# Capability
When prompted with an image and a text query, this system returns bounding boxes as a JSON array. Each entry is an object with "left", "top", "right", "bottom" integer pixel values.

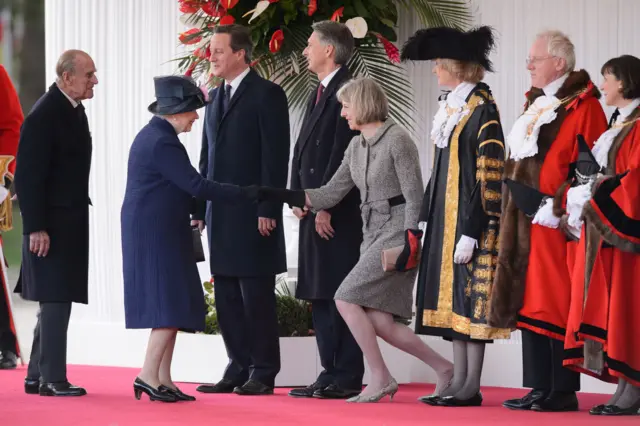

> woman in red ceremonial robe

[{"left": 563, "top": 55, "right": 640, "bottom": 416}]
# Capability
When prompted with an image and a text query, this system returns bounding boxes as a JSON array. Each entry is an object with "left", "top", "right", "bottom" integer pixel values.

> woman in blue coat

[{"left": 121, "top": 75, "right": 255, "bottom": 403}]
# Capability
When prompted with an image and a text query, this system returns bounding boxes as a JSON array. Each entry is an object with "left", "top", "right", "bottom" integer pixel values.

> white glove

[
  {"left": 453, "top": 235, "right": 477, "bottom": 264},
  {"left": 532, "top": 197, "right": 561, "bottom": 228},
  {"left": 418, "top": 221, "right": 427, "bottom": 231},
  {"left": 0, "top": 186, "right": 8, "bottom": 204},
  {"left": 566, "top": 183, "right": 593, "bottom": 229}
]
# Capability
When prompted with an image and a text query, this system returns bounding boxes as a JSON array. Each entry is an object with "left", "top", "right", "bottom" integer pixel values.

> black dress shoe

[
  {"left": 289, "top": 381, "right": 327, "bottom": 398},
  {"left": 161, "top": 385, "right": 196, "bottom": 401},
  {"left": 589, "top": 404, "right": 606, "bottom": 415},
  {"left": 24, "top": 378, "right": 40, "bottom": 395},
  {"left": 0, "top": 351, "right": 17, "bottom": 369},
  {"left": 503, "top": 389, "right": 548, "bottom": 410},
  {"left": 437, "top": 392, "right": 483, "bottom": 407},
  {"left": 233, "top": 379, "right": 274, "bottom": 396},
  {"left": 531, "top": 392, "right": 579, "bottom": 412},
  {"left": 418, "top": 395, "right": 441, "bottom": 406},
  {"left": 39, "top": 381, "right": 87, "bottom": 397},
  {"left": 313, "top": 384, "right": 361, "bottom": 399},
  {"left": 196, "top": 379, "right": 241, "bottom": 394}
]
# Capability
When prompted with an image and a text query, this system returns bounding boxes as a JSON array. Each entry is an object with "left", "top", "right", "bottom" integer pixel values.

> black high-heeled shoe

[
  {"left": 133, "top": 377, "right": 177, "bottom": 402},
  {"left": 601, "top": 400, "right": 640, "bottom": 416},
  {"left": 160, "top": 385, "right": 196, "bottom": 401}
]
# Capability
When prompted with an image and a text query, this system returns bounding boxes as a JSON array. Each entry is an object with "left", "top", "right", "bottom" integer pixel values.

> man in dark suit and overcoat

[
  {"left": 14, "top": 49, "right": 97, "bottom": 396},
  {"left": 192, "top": 24, "right": 290, "bottom": 396},
  {"left": 287, "top": 21, "right": 364, "bottom": 399}
]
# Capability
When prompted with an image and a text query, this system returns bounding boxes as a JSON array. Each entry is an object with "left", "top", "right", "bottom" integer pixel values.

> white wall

[{"left": 44, "top": 0, "right": 639, "bottom": 392}]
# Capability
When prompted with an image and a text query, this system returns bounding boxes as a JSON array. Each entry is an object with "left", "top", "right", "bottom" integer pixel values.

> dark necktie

[
  {"left": 608, "top": 108, "right": 620, "bottom": 128},
  {"left": 315, "top": 83, "right": 324, "bottom": 105},
  {"left": 223, "top": 84, "right": 232, "bottom": 114}
]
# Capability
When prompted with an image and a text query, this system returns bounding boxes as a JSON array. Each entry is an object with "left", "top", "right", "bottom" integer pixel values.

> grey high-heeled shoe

[{"left": 346, "top": 379, "right": 399, "bottom": 403}]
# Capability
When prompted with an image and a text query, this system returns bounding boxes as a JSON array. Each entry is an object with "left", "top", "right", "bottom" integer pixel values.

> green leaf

[
  {"left": 347, "top": 43, "right": 416, "bottom": 132},
  {"left": 379, "top": 17, "right": 396, "bottom": 28},
  {"left": 353, "top": 0, "right": 371, "bottom": 17},
  {"left": 394, "top": 0, "right": 471, "bottom": 30},
  {"left": 368, "top": 0, "right": 390, "bottom": 9}
]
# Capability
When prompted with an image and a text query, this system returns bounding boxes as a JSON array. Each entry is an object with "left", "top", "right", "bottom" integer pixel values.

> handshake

[{"left": 243, "top": 186, "right": 309, "bottom": 209}]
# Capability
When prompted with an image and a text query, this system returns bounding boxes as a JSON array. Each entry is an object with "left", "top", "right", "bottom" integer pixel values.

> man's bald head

[{"left": 55, "top": 50, "right": 98, "bottom": 101}]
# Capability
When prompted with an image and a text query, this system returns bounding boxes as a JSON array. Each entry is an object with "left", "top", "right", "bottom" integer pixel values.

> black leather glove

[
  {"left": 395, "top": 229, "right": 423, "bottom": 271},
  {"left": 256, "top": 187, "right": 306, "bottom": 209}
]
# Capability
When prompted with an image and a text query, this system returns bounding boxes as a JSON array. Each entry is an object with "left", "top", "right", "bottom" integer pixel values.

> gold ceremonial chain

[{"left": 523, "top": 87, "right": 592, "bottom": 137}]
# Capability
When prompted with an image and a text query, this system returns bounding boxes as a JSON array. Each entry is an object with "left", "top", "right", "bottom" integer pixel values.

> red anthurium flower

[
  {"left": 220, "top": 14, "right": 236, "bottom": 25},
  {"left": 221, "top": 0, "right": 240, "bottom": 8},
  {"left": 179, "top": 28, "right": 203, "bottom": 45},
  {"left": 308, "top": 0, "right": 317, "bottom": 16},
  {"left": 194, "top": 45, "right": 211, "bottom": 59},
  {"left": 269, "top": 0, "right": 279, "bottom": 3},
  {"left": 179, "top": 0, "right": 203, "bottom": 13},
  {"left": 185, "top": 61, "right": 198, "bottom": 77},
  {"left": 374, "top": 33, "right": 400, "bottom": 63},
  {"left": 331, "top": 7, "right": 344, "bottom": 22},
  {"left": 269, "top": 29, "right": 284, "bottom": 53},
  {"left": 202, "top": 1, "right": 226, "bottom": 16}
]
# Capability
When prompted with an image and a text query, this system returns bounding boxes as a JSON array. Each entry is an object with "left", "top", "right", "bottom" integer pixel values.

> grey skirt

[{"left": 334, "top": 201, "right": 417, "bottom": 320}]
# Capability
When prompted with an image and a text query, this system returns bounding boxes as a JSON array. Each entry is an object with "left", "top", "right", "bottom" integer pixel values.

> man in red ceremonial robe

[
  {"left": 562, "top": 55, "right": 640, "bottom": 416},
  {"left": 0, "top": 64, "right": 23, "bottom": 369},
  {"left": 487, "top": 30, "right": 607, "bottom": 412}
]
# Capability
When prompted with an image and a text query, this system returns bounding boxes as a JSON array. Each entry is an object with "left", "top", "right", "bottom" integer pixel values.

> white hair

[{"left": 536, "top": 30, "right": 576, "bottom": 72}]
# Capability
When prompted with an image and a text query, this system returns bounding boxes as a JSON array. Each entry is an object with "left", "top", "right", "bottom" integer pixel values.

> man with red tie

[{"left": 287, "top": 20, "right": 364, "bottom": 400}]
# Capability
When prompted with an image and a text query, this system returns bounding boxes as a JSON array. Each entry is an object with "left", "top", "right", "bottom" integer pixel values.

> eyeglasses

[{"left": 526, "top": 56, "right": 556, "bottom": 65}]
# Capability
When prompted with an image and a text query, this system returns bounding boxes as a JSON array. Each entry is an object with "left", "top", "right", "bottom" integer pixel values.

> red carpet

[{"left": 0, "top": 365, "right": 633, "bottom": 425}]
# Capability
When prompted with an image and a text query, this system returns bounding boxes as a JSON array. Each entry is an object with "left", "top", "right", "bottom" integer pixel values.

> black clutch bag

[{"left": 192, "top": 227, "right": 205, "bottom": 263}]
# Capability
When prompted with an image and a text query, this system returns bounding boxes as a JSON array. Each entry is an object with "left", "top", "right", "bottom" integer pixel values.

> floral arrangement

[
  {"left": 203, "top": 275, "right": 313, "bottom": 337},
  {"left": 174, "top": 0, "right": 470, "bottom": 129}
]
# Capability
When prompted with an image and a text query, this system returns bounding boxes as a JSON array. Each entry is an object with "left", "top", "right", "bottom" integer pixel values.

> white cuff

[
  {"left": 532, "top": 198, "right": 560, "bottom": 228},
  {"left": 457, "top": 235, "right": 478, "bottom": 249}
]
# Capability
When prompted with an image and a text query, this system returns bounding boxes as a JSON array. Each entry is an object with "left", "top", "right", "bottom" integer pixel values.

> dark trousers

[
  {"left": 312, "top": 299, "right": 364, "bottom": 389},
  {"left": 0, "top": 281, "right": 17, "bottom": 353},
  {"left": 214, "top": 275, "right": 280, "bottom": 387},
  {"left": 522, "top": 328, "right": 580, "bottom": 392},
  {"left": 27, "top": 302, "right": 72, "bottom": 383}
]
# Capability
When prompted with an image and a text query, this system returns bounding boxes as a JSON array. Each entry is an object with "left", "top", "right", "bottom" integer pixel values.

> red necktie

[{"left": 315, "top": 84, "right": 324, "bottom": 105}]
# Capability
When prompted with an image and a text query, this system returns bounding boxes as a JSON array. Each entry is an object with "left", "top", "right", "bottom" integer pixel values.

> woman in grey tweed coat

[{"left": 258, "top": 77, "right": 453, "bottom": 403}]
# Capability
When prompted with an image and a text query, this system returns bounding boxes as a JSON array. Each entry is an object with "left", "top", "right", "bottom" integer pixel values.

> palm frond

[
  {"left": 396, "top": 0, "right": 471, "bottom": 29},
  {"left": 348, "top": 43, "right": 416, "bottom": 131}
]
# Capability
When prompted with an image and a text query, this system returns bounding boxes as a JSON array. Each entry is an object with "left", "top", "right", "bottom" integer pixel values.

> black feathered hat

[
  {"left": 148, "top": 75, "right": 210, "bottom": 115},
  {"left": 401, "top": 26, "right": 496, "bottom": 72}
]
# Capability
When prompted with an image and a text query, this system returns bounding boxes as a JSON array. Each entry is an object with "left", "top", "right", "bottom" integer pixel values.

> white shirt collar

[
  {"left": 57, "top": 83, "right": 79, "bottom": 108},
  {"left": 617, "top": 98, "right": 640, "bottom": 122},
  {"left": 449, "top": 81, "right": 476, "bottom": 103},
  {"left": 225, "top": 66, "right": 251, "bottom": 99},
  {"left": 542, "top": 73, "right": 569, "bottom": 97},
  {"left": 321, "top": 67, "right": 341, "bottom": 88}
]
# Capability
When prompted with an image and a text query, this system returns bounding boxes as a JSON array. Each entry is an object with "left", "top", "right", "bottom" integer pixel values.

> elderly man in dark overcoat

[
  {"left": 192, "top": 24, "right": 290, "bottom": 396},
  {"left": 14, "top": 49, "right": 97, "bottom": 397},
  {"left": 287, "top": 21, "right": 364, "bottom": 399}
]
